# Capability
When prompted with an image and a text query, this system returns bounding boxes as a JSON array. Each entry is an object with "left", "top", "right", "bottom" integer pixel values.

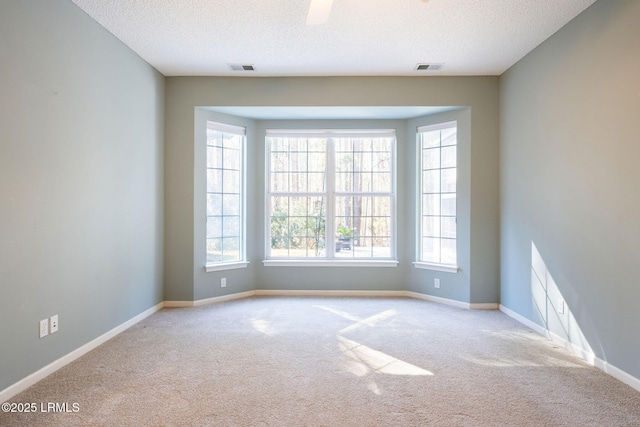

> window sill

[
  {"left": 413, "top": 262, "right": 459, "bottom": 273},
  {"left": 263, "top": 260, "right": 399, "bottom": 268},
  {"left": 205, "top": 261, "right": 250, "bottom": 272}
]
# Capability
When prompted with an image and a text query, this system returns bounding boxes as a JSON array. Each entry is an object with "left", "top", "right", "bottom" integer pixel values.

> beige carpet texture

[{"left": 2, "top": 296, "right": 639, "bottom": 426}]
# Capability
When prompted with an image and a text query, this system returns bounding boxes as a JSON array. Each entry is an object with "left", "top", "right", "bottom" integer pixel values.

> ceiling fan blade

[{"left": 306, "top": 0, "right": 334, "bottom": 26}]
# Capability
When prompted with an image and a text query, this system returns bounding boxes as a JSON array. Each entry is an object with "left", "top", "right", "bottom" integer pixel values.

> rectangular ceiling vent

[
  {"left": 416, "top": 63, "right": 443, "bottom": 71},
  {"left": 228, "top": 64, "right": 255, "bottom": 71}
]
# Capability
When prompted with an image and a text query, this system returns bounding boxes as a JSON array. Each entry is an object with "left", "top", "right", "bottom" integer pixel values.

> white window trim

[
  {"left": 413, "top": 261, "right": 458, "bottom": 273},
  {"left": 263, "top": 260, "right": 398, "bottom": 268},
  {"left": 416, "top": 120, "right": 458, "bottom": 269},
  {"left": 205, "top": 261, "right": 250, "bottom": 272},
  {"left": 265, "top": 129, "right": 397, "bottom": 262},
  {"left": 205, "top": 121, "right": 247, "bottom": 267}
]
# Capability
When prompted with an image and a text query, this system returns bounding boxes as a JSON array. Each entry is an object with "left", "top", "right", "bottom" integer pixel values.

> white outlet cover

[
  {"left": 39, "top": 319, "right": 49, "bottom": 338},
  {"left": 50, "top": 315, "right": 59, "bottom": 333}
]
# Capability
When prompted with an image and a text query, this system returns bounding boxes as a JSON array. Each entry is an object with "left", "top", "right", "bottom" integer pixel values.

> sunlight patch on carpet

[
  {"left": 338, "top": 336, "right": 433, "bottom": 376},
  {"left": 250, "top": 318, "right": 274, "bottom": 335}
]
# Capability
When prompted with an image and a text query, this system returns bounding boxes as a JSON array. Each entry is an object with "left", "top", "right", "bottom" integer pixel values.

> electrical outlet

[
  {"left": 50, "top": 315, "right": 59, "bottom": 333},
  {"left": 39, "top": 319, "right": 49, "bottom": 338},
  {"left": 221, "top": 277, "right": 226, "bottom": 288},
  {"left": 434, "top": 278, "right": 440, "bottom": 289}
]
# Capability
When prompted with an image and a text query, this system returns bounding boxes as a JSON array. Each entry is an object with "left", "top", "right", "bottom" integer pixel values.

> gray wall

[
  {"left": 0, "top": 0, "right": 165, "bottom": 391},
  {"left": 164, "top": 77, "right": 499, "bottom": 303},
  {"left": 500, "top": 0, "right": 640, "bottom": 379}
]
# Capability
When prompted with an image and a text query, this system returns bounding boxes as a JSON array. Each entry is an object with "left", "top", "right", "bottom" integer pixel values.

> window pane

[
  {"left": 441, "top": 194, "right": 456, "bottom": 216},
  {"left": 270, "top": 172, "right": 289, "bottom": 192},
  {"left": 422, "top": 237, "right": 440, "bottom": 263},
  {"left": 371, "top": 172, "right": 391, "bottom": 192},
  {"left": 223, "top": 170, "right": 240, "bottom": 193},
  {"left": 223, "top": 216, "right": 240, "bottom": 237},
  {"left": 335, "top": 196, "right": 391, "bottom": 259},
  {"left": 308, "top": 138, "right": 325, "bottom": 152},
  {"left": 207, "top": 193, "right": 222, "bottom": 216},
  {"left": 307, "top": 152, "right": 325, "bottom": 172},
  {"left": 270, "top": 137, "right": 289, "bottom": 152},
  {"left": 423, "top": 148, "right": 440, "bottom": 170},
  {"left": 206, "top": 217, "right": 222, "bottom": 239},
  {"left": 223, "top": 194, "right": 239, "bottom": 216},
  {"left": 441, "top": 146, "right": 456, "bottom": 168},
  {"left": 423, "top": 216, "right": 441, "bottom": 238},
  {"left": 292, "top": 173, "right": 308, "bottom": 192},
  {"left": 360, "top": 151, "right": 373, "bottom": 172},
  {"left": 207, "top": 169, "right": 222, "bottom": 193},
  {"left": 442, "top": 217, "right": 456, "bottom": 239},
  {"left": 423, "top": 194, "right": 440, "bottom": 216},
  {"left": 224, "top": 133, "right": 242, "bottom": 150},
  {"left": 422, "top": 131, "right": 440, "bottom": 148},
  {"left": 206, "top": 238, "right": 223, "bottom": 263},
  {"left": 222, "top": 237, "right": 240, "bottom": 261},
  {"left": 336, "top": 154, "right": 354, "bottom": 173},
  {"left": 207, "top": 130, "right": 223, "bottom": 147},
  {"left": 441, "top": 168, "right": 456, "bottom": 193},
  {"left": 207, "top": 146, "right": 222, "bottom": 169},
  {"left": 441, "top": 238, "right": 457, "bottom": 265},
  {"left": 336, "top": 172, "right": 352, "bottom": 192},
  {"left": 441, "top": 127, "right": 457, "bottom": 147},
  {"left": 372, "top": 151, "right": 390, "bottom": 172},
  {"left": 308, "top": 172, "right": 326, "bottom": 193},
  {"left": 291, "top": 151, "right": 307, "bottom": 172},
  {"left": 224, "top": 147, "right": 241, "bottom": 170},
  {"left": 271, "top": 152, "right": 289, "bottom": 173},
  {"left": 270, "top": 196, "right": 326, "bottom": 258},
  {"left": 423, "top": 170, "right": 440, "bottom": 193}
]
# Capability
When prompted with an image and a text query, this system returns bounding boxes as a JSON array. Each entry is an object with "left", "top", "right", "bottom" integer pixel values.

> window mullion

[{"left": 326, "top": 137, "right": 336, "bottom": 260}]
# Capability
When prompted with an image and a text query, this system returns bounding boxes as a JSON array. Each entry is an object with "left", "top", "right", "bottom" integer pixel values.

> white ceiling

[{"left": 71, "top": 0, "right": 597, "bottom": 77}]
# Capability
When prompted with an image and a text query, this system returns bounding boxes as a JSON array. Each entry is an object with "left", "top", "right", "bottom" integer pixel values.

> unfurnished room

[{"left": 1, "top": 0, "right": 639, "bottom": 425}]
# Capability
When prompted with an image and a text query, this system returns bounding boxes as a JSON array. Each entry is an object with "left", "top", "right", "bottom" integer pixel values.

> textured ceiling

[{"left": 70, "top": 0, "right": 597, "bottom": 77}]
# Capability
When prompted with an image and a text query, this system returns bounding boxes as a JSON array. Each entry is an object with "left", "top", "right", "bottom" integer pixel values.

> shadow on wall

[{"left": 530, "top": 242, "right": 602, "bottom": 363}]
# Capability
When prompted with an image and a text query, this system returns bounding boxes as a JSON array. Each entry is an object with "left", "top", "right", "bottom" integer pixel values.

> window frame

[
  {"left": 414, "top": 121, "right": 459, "bottom": 273},
  {"left": 264, "top": 129, "right": 398, "bottom": 267},
  {"left": 205, "top": 121, "right": 248, "bottom": 272}
]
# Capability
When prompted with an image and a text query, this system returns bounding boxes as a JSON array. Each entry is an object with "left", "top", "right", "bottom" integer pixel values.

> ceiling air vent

[
  {"left": 228, "top": 64, "right": 255, "bottom": 71},
  {"left": 416, "top": 63, "right": 443, "bottom": 71}
]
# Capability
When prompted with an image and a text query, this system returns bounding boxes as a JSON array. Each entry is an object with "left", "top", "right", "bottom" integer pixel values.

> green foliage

[{"left": 337, "top": 225, "right": 353, "bottom": 238}]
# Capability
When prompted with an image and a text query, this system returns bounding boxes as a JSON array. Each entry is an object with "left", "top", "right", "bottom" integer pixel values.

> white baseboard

[
  {"left": 163, "top": 300, "right": 196, "bottom": 308},
  {"left": 406, "top": 291, "right": 471, "bottom": 309},
  {"left": 254, "top": 289, "right": 406, "bottom": 298},
  {"left": 252, "top": 289, "right": 497, "bottom": 311},
  {"left": 193, "top": 291, "right": 256, "bottom": 306},
  {"left": 499, "top": 304, "right": 546, "bottom": 335},
  {"left": 164, "top": 291, "right": 256, "bottom": 308},
  {"left": 499, "top": 304, "right": 640, "bottom": 394},
  {"left": 0, "top": 302, "right": 163, "bottom": 403},
  {"left": 470, "top": 303, "right": 500, "bottom": 310},
  {"left": 594, "top": 358, "right": 640, "bottom": 393}
]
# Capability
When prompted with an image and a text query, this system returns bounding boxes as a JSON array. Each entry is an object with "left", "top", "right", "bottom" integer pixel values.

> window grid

[
  {"left": 419, "top": 123, "right": 457, "bottom": 266},
  {"left": 267, "top": 133, "right": 395, "bottom": 260},
  {"left": 206, "top": 125, "right": 244, "bottom": 264}
]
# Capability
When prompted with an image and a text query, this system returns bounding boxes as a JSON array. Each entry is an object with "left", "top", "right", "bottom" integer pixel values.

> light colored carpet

[{"left": 2, "top": 297, "right": 639, "bottom": 426}]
